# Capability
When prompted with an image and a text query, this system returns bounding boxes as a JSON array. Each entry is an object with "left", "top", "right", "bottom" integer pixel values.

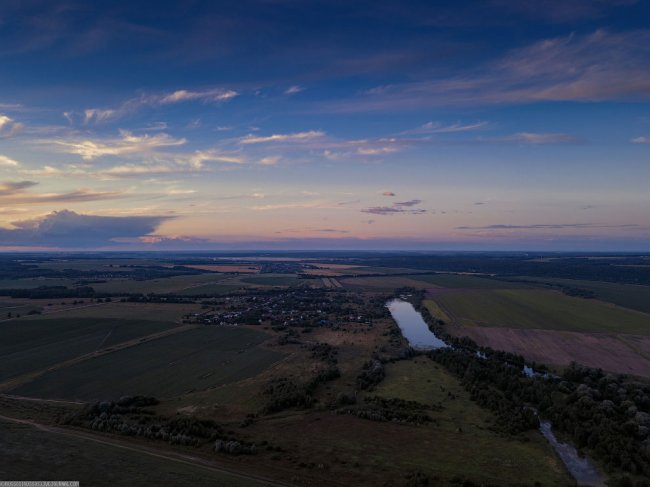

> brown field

[
  {"left": 457, "top": 326, "right": 650, "bottom": 378},
  {"left": 185, "top": 265, "right": 261, "bottom": 273}
]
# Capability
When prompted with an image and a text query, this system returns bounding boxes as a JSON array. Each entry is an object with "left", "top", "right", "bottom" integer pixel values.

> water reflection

[{"left": 386, "top": 298, "right": 447, "bottom": 350}]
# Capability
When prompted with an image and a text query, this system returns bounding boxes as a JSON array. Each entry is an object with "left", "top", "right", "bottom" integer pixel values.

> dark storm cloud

[{"left": 0, "top": 210, "right": 173, "bottom": 247}]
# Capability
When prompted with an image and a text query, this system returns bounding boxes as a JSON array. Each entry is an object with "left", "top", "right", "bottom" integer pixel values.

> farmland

[
  {"left": 11, "top": 326, "right": 284, "bottom": 401},
  {"left": 2, "top": 252, "right": 650, "bottom": 485},
  {"left": 0, "top": 317, "right": 178, "bottom": 382},
  {"left": 509, "top": 277, "right": 650, "bottom": 314},
  {"left": 430, "top": 288, "right": 650, "bottom": 334},
  {"left": 0, "top": 419, "right": 266, "bottom": 487}
]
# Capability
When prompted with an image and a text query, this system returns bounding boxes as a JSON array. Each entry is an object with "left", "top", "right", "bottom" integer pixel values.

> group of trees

[
  {"left": 64, "top": 395, "right": 257, "bottom": 455},
  {"left": 427, "top": 347, "right": 650, "bottom": 481},
  {"left": 398, "top": 287, "right": 650, "bottom": 481}
]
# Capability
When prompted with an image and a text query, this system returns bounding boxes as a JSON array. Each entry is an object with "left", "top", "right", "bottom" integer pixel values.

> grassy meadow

[{"left": 431, "top": 288, "right": 650, "bottom": 334}]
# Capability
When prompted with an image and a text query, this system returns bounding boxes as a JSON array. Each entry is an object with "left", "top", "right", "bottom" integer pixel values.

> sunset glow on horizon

[{"left": 1, "top": 1, "right": 650, "bottom": 250}]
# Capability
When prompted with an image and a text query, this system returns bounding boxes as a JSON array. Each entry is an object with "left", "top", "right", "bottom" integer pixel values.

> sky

[{"left": 1, "top": 0, "right": 650, "bottom": 251}]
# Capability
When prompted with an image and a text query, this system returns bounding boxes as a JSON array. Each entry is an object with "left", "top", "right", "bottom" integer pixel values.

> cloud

[
  {"left": 0, "top": 114, "right": 24, "bottom": 138},
  {"left": 405, "top": 121, "right": 488, "bottom": 134},
  {"left": 101, "top": 165, "right": 176, "bottom": 177},
  {"left": 382, "top": 191, "right": 396, "bottom": 197},
  {"left": 159, "top": 88, "right": 238, "bottom": 104},
  {"left": 186, "top": 149, "right": 245, "bottom": 168},
  {"left": 240, "top": 130, "right": 325, "bottom": 144},
  {"left": 258, "top": 156, "right": 281, "bottom": 165},
  {"left": 0, "top": 210, "right": 173, "bottom": 248},
  {"left": 394, "top": 199, "right": 422, "bottom": 207},
  {"left": 361, "top": 206, "right": 427, "bottom": 215},
  {"left": 79, "top": 88, "right": 238, "bottom": 125},
  {"left": 83, "top": 108, "right": 117, "bottom": 124},
  {"left": 0, "top": 180, "right": 38, "bottom": 193},
  {"left": 332, "top": 30, "right": 650, "bottom": 110},
  {"left": 632, "top": 136, "right": 650, "bottom": 144},
  {"left": 503, "top": 132, "right": 578, "bottom": 144},
  {"left": 456, "top": 223, "right": 639, "bottom": 230},
  {"left": 0, "top": 154, "right": 20, "bottom": 166},
  {"left": 44, "top": 130, "right": 187, "bottom": 160},
  {"left": 0, "top": 180, "right": 126, "bottom": 204},
  {"left": 284, "top": 85, "right": 304, "bottom": 95},
  {"left": 356, "top": 146, "right": 398, "bottom": 155}
]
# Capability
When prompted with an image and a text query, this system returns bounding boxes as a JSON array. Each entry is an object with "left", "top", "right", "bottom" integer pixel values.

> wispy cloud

[
  {"left": 0, "top": 180, "right": 125, "bottom": 204},
  {"left": 78, "top": 87, "right": 238, "bottom": 125},
  {"left": 240, "top": 130, "right": 325, "bottom": 144},
  {"left": 0, "top": 180, "right": 38, "bottom": 193},
  {"left": 331, "top": 30, "right": 650, "bottom": 111},
  {"left": 43, "top": 130, "right": 187, "bottom": 161},
  {"left": 496, "top": 132, "right": 578, "bottom": 144},
  {"left": 403, "top": 121, "right": 488, "bottom": 134},
  {"left": 631, "top": 136, "right": 650, "bottom": 144},
  {"left": 258, "top": 156, "right": 281, "bottom": 165},
  {"left": 362, "top": 199, "right": 426, "bottom": 216},
  {"left": 0, "top": 154, "right": 20, "bottom": 166},
  {"left": 284, "top": 85, "right": 304, "bottom": 95},
  {"left": 0, "top": 114, "right": 24, "bottom": 138},
  {"left": 382, "top": 191, "right": 396, "bottom": 197},
  {"left": 456, "top": 223, "right": 639, "bottom": 230}
]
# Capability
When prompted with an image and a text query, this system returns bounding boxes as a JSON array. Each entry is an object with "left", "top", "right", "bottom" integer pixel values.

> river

[{"left": 386, "top": 298, "right": 607, "bottom": 487}]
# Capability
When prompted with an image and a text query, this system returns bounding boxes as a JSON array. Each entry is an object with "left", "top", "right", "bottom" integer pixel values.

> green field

[
  {"left": 0, "top": 317, "right": 178, "bottom": 382},
  {"left": 0, "top": 420, "right": 264, "bottom": 487},
  {"left": 240, "top": 274, "right": 301, "bottom": 286},
  {"left": 12, "top": 326, "right": 284, "bottom": 400},
  {"left": 432, "top": 289, "right": 650, "bottom": 334},
  {"left": 511, "top": 277, "right": 650, "bottom": 314},
  {"left": 91, "top": 274, "right": 228, "bottom": 294},
  {"left": 339, "top": 275, "right": 437, "bottom": 290},
  {"left": 252, "top": 358, "right": 572, "bottom": 486},
  {"left": 0, "top": 299, "right": 43, "bottom": 316},
  {"left": 178, "top": 284, "right": 241, "bottom": 296},
  {"left": 413, "top": 274, "right": 533, "bottom": 289},
  {"left": 0, "top": 278, "right": 77, "bottom": 290}
]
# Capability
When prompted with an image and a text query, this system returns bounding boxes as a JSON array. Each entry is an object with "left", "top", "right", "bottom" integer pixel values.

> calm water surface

[{"left": 386, "top": 299, "right": 447, "bottom": 349}]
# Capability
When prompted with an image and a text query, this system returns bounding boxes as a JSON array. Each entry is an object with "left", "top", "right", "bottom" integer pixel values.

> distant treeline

[
  {"left": 348, "top": 254, "right": 650, "bottom": 286},
  {"left": 0, "top": 258, "right": 207, "bottom": 281}
]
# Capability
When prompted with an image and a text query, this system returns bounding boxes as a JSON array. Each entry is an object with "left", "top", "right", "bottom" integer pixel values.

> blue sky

[{"left": 0, "top": 0, "right": 649, "bottom": 250}]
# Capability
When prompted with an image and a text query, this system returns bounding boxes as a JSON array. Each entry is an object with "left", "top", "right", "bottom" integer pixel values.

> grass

[
  {"left": 433, "top": 289, "right": 650, "bottom": 334},
  {"left": 339, "top": 275, "right": 437, "bottom": 290},
  {"left": 0, "top": 317, "right": 178, "bottom": 382},
  {"left": 12, "top": 326, "right": 284, "bottom": 401},
  {"left": 0, "top": 420, "right": 264, "bottom": 487},
  {"left": 0, "top": 278, "right": 76, "bottom": 289},
  {"left": 511, "top": 276, "right": 650, "bottom": 314},
  {"left": 413, "top": 273, "right": 533, "bottom": 289},
  {"left": 240, "top": 274, "right": 301, "bottom": 286},
  {"left": 91, "top": 274, "right": 228, "bottom": 294},
  {"left": 423, "top": 299, "right": 450, "bottom": 323},
  {"left": 0, "top": 298, "right": 43, "bottom": 316},
  {"left": 29, "top": 302, "right": 201, "bottom": 322},
  {"left": 178, "top": 284, "right": 242, "bottom": 296},
  {"left": 248, "top": 358, "right": 572, "bottom": 486}
]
